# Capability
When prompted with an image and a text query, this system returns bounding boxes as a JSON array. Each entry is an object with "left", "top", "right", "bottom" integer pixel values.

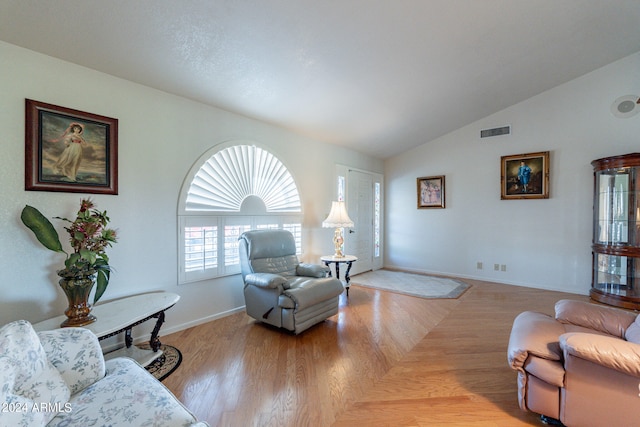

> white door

[{"left": 345, "top": 170, "right": 375, "bottom": 275}]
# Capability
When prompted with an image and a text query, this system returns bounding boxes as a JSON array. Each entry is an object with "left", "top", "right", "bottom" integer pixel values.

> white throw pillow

[
  {"left": 625, "top": 315, "right": 640, "bottom": 344},
  {"left": 0, "top": 320, "right": 70, "bottom": 426}
]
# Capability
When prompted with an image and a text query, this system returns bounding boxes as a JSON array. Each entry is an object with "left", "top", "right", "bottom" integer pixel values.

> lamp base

[{"left": 333, "top": 228, "right": 344, "bottom": 257}]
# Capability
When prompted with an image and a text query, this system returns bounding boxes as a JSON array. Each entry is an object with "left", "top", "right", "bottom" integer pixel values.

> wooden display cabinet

[{"left": 590, "top": 153, "right": 640, "bottom": 310}]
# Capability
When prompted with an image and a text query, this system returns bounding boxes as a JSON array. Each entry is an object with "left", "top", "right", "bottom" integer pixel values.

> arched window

[{"left": 178, "top": 143, "right": 302, "bottom": 284}]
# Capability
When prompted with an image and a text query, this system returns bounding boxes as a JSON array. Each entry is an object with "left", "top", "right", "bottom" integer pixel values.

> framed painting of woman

[
  {"left": 25, "top": 99, "right": 118, "bottom": 194},
  {"left": 417, "top": 175, "right": 445, "bottom": 209}
]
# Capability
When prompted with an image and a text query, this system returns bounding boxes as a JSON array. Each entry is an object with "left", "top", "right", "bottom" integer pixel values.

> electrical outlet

[
  {"left": 494, "top": 264, "right": 500, "bottom": 271},
  {"left": 501, "top": 264, "right": 507, "bottom": 272},
  {"left": 476, "top": 262, "right": 483, "bottom": 270}
]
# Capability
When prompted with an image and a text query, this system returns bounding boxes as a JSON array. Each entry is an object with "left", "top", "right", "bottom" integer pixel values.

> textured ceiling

[{"left": 1, "top": 0, "right": 639, "bottom": 158}]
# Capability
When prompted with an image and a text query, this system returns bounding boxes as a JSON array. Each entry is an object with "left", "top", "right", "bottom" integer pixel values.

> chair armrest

[
  {"left": 37, "top": 327, "right": 106, "bottom": 395},
  {"left": 555, "top": 299, "right": 636, "bottom": 338},
  {"left": 296, "top": 263, "right": 329, "bottom": 278},
  {"left": 284, "top": 277, "right": 344, "bottom": 309},
  {"left": 560, "top": 332, "right": 640, "bottom": 377},
  {"left": 245, "top": 272, "right": 288, "bottom": 289},
  {"left": 508, "top": 311, "right": 566, "bottom": 371}
]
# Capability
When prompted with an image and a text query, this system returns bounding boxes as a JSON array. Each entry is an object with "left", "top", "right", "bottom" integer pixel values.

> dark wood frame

[
  {"left": 417, "top": 175, "right": 445, "bottom": 209},
  {"left": 25, "top": 99, "right": 118, "bottom": 194},
  {"left": 500, "top": 151, "right": 549, "bottom": 200}
]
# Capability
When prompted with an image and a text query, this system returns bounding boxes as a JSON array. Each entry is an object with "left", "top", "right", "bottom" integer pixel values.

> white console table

[{"left": 34, "top": 292, "right": 180, "bottom": 367}]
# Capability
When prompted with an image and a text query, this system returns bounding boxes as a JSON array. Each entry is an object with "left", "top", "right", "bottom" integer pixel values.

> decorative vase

[{"left": 58, "top": 270, "right": 97, "bottom": 327}]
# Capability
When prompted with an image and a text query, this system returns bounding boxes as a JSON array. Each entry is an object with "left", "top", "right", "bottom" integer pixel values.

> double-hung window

[{"left": 178, "top": 143, "right": 302, "bottom": 284}]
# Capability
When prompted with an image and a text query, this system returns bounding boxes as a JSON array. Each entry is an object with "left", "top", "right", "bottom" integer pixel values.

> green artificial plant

[{"left": 21, "top": 199, "right": 118, "bottom": 303}]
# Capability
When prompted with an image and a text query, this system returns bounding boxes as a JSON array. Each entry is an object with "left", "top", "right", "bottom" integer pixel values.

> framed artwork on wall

[
  {"left": 501, "top": 151, "right": 549, "bottom": 200},
  {"left": 417, "top": 175, "right": 445, "bottom": 209},
  {"left": 25, "top": 99, "right": 118, "bottom": 194}
]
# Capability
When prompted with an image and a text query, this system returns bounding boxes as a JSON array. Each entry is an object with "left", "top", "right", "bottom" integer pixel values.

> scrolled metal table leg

[
  {"left": 344, "top": 261, "right": 354, "bottom": 297},
  {"left": 149, "top": 311, "right": 165, "bottom": 352},
  {"left": 323, "top": 261, "right": 332, "bottom": 277},
  {"left": 125, "top": 328, "right": 133, "bottom": 348}
]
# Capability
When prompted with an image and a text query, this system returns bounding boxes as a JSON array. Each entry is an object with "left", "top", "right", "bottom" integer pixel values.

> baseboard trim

[
  {"left": 101, "top": 306, "right": 246, "bottom": 353},
  {"left": 161, "top": 306, "right": 246, "bottom": 337}
]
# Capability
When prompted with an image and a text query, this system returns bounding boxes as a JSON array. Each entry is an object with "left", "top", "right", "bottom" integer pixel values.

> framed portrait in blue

[{"left": 501, "top": 151, "right": 549, "bottom": 200}]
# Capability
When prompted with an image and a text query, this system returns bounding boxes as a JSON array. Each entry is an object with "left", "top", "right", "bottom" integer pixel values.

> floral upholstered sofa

[{"left": 0, "top": 320, "right": 208, "bottom": 427}]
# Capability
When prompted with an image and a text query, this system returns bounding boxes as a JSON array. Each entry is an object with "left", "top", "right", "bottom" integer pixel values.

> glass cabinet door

[
  {"left": 592, "top": 253, "right": 640, "bottom": 297},
  {"left": 595, "top": 172, "right": 629, "bottom": 244},
  {"left": 591, "top": 153, "right": 640, "bottom": 309}
]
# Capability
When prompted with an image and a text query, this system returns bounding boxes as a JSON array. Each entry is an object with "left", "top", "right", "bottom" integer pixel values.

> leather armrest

[
  {"left": 245, "top": 272, "right": 288, "bottom": 289},
  {"left": 284, "top": 277, "right": 343, "bottom": 309},
  {"left": 508, "top": 311, "right": 566, "bottom": 371},
  {"left": 296, "top": 263, "right": 329, "bottom": 278},
  {"left": 560, "top": 332, "right": 640, "bottom": 377},
  {"left": 555, "top": 299, "right": 636, "bottom": 338}
]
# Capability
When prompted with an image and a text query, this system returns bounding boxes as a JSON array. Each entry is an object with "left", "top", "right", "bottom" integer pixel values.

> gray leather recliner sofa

[
  {"left": 507, "top": 299, "right": 640, "bottom": 427},
  {"left": 238, "top": 229, "right": 344, "bottom": 334}
]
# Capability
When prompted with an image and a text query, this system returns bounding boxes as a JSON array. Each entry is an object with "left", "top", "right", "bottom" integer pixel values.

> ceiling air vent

[{"left": 480, "top": 125, "right": 510, "bottom": 138}]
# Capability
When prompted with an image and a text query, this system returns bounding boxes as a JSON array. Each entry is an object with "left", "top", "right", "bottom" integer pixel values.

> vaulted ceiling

[{"left": 1, "top": 1, "right": 639, "bottom": 158}]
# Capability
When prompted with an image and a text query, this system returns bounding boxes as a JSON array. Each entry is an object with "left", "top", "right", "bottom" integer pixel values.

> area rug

[
  {"left": 351, "top": 269, "right": 471, "bottom": 299},
  {"left": 138, "top": 343, "right": 182, "bottom": 381}
]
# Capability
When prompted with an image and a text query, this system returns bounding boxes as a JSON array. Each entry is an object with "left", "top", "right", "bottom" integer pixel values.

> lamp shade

[{"left": 322, "top": 201, "right": 354, "bottom": 228}]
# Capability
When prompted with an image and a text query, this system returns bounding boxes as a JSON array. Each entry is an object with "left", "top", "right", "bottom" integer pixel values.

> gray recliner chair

[{"left": 238, "top": 229, "right": 344, "bottom": 334}]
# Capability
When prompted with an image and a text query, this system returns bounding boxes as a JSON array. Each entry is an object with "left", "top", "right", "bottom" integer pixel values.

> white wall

[
  {"left": 385, "top": 51, "right": 640, "bottom": 295},
  {"left": 0, "top": 41, "right": 383, "bottom": 332}
]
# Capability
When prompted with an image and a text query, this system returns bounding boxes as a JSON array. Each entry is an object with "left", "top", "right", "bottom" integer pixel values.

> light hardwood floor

[{"left": 161, "top": 276, "right": 588, "bottom": 426}]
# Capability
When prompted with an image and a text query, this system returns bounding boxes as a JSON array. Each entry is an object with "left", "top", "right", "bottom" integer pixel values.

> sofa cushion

[
  {"left": 555, "top": 299, "right": 636, "bottom": 339},
  {"left": 47, "top": 357, "right": 200, "bottom": 427},
  {"left": 0, "top": 320, "right": 70, "bottom": 426},
  {"left": 561, "top": 332, "right": 640, "bottom": 377},
  {"left": 37, "top": 327, "right": 106, "bottom": 395}
]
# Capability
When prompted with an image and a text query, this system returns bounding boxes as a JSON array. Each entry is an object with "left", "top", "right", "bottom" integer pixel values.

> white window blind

[
  {"left": 185, "top": 145, "right": 301, "bottom": 212},
  {"left": 179, "top": 144, "right": 302, "bottom": 284},
  {"left": 184, "top": 225, "right": 217, "bottom": 272}
]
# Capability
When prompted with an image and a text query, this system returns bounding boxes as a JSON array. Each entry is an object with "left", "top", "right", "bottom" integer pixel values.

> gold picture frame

[
  {"left": 417, "top": 175, "right": 445, "bottom": 209},
  {"left": 501, "top": 151, "right": 549, "bottom": 200},
  {"left": 25, "top": 99, "right": 118, "bottom": 194}
]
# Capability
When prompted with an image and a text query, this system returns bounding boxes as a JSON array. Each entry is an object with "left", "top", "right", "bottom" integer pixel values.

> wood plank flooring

[{"left": 161, "top": 276, "right": 588, "bottom": 426}]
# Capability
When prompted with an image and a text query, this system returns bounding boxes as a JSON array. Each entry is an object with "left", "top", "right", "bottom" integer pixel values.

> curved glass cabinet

[{"left": 590, "top": 153, "right": 640, "bottom": 310}]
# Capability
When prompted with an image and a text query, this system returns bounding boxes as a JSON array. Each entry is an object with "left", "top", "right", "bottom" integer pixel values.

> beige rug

[{"left": 351, "top": 269, "right": 471, "bottom": 299}]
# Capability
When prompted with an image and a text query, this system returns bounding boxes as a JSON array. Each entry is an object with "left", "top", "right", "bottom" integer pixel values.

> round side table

[{"left": 320, "top": 255, "right": 358, "bottom": 296}]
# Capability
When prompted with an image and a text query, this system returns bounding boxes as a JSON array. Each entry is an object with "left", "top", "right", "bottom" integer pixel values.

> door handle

[{"left": 349, "top": 229, "right": 355, "bottom": 234}]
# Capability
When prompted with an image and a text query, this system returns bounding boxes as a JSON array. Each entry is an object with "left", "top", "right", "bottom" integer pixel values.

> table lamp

[{"left": 322, "top": 201, "right": 354, "bottom": 257}]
